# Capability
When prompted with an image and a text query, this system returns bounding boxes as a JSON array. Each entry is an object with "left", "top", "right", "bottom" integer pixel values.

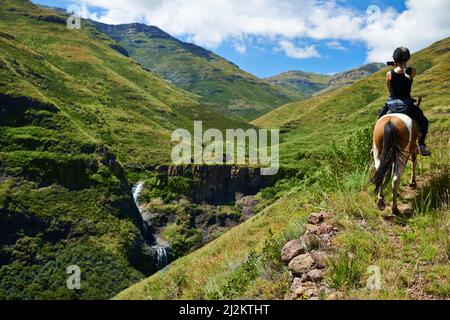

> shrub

[
  {"left": 326, "top": 252, "right": 363, "bottom": 290},
  {"left": 324, "top": 127, "right": 372, "bottom": 178}
]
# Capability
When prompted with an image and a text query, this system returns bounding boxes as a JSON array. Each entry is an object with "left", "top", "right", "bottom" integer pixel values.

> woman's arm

[
  {"left": 411, "top": 67, "right": 417, "bottom": 79},
  {"left": 405, "top": 67, "right": 417, "bottom": 80},
  {"left": 386, "top": 71, "right": 393, "bottom": 96}
]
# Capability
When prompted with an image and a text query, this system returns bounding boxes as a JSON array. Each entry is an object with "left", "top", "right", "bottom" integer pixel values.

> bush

[
  {"left": 204, "top": 252, "right": 261, "bottom": 299},
  {"left": 324, "top": 127, "right": 372, "bottom": 177},
  {"left": 142, "top": 174, "right": 200, "bottom": 203}
]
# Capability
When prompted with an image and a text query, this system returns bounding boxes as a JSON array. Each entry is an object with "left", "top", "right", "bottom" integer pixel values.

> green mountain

[
  {"left": 316, "top": 62, "right": 386, "bottom": 96},
  {"left": 92, "top": 22, "right": 303, "bottom": 121},
  {"left": 264, "top": 70, "right": 330, "bottom": 96},
  {"left": 116, "top": 37, "right": 449, "bottom": 300},
  {"left": 0, "top": 0, "right": 246, "bottom": 299},
  {"left": 252, "top": 43, "right": 448, "bottom": 166},
  {"left": 264, "top": 62, "right": 385, "bottom": 98}
]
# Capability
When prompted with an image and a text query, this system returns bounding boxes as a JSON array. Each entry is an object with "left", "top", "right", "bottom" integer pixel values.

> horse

[{"left": 371, "top": 100, "right": 422, "bottom": 215}]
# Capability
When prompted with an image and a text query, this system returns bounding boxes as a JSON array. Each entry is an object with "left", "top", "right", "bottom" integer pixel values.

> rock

[
  {"left": 281, "top": 240, "right": 305, "bottom": 263},
  {"left": 310, "top": 251, "right": 328, "bottom": 269},
  {"left": 288, "top": 253, "right": 315, "bottom": 275},
  {"left": 326, "top": 291, "right": 345, "bottom": 300},
  {"left": 316, "top": 224, "right": 335, "bottom": 235},
  {"left": 291, "top": 281, "right": 318, "bottom": 298},
  {"left": 301, "top": 234, "right": 320, "bottom": 251},
  {"left": 308, "top": 211, "right": 330, "bottom": 224},
  {"left": 235, "top": 195, "right": 259, "bottom": 218},
  {"left": 290, "top": 277, "right": 303, "bottom": 292},
  {"left": 306, "top": 269, "right": 323, "bottom": 282},
  {"left": 319, "top": 233, "right": 333, "bottom": 247},
  {"left": 305, "top": 224, "right": 319, "bottom": 234}
]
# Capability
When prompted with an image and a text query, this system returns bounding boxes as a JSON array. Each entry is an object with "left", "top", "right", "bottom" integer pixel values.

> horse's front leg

[{"left": 409, "top": 152, "right": 417, "bottom": 188}]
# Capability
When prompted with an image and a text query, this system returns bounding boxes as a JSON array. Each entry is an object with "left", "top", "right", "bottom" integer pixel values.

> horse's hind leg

[
  {"left": 377, "top": 183, "right": 386, "bottom": 211},
  {"left": 374, "top": 143, "right": 386, "bottom": 210},
  {"left": 392, "top": 174, "right": 401, "bottom": 215}
]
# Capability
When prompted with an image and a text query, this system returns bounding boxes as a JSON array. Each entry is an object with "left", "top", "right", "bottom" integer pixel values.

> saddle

[{"left": 385, "top": 97, "right": 415, "bottom": 114}]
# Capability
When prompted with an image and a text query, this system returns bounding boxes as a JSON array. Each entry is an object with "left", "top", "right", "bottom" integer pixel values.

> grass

[
  {"left": 116, "top": 37, "right": 449, "bottom": 300},
  {"left": 0, "top": 0, "right": 244, "bottom": 299},
  {"left": 115, "top": 189, "right": 312, "bottom": 299},
  {"left": 117, "top": 132, "right": 448, "bottom": 299},
  {"left": 0, "top": 0, "right": 448, "bottom": 301}
]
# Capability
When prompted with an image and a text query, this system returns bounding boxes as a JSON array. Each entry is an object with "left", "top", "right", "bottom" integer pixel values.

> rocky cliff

[{"left": 155, "top": 164, "right": 279, "bottom": 205}]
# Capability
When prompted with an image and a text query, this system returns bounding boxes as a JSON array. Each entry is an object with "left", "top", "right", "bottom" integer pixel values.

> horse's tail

[{"left": 372, "top": 121, "right": 399, "bottom": 190}]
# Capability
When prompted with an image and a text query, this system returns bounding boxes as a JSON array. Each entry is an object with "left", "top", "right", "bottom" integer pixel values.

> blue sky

[{"left": 31, "top": 1, "right": 448, "bottom": 78}]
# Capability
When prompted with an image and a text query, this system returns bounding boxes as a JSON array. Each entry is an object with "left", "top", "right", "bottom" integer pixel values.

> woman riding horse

[
  {"left": 378, "top": 47, "right": 431, "bottom": 156},
  {"left": 372, "top": 47, "right": 432, "bottom": 215}
]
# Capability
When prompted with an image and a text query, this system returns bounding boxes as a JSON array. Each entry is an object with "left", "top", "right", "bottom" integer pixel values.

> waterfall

[
  {"left": 132, "top": 181, "right": 169, "bottom": 270},
  {"left": 155, "top": 246, "right": 168, "bottom": 270},
  {"left": 132, "top": 182, "right": 148, "bottom": 238}
]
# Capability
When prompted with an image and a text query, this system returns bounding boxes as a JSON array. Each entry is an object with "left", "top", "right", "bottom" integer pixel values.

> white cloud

[
  {"left": 278, "top": 41, "right": 320, "bottom": 59},
  {"left": 360, "top": 0, "right": 450, "bottom": 62},
  {"left": 77, "top": 0, "right": 450, "bottom": 61},
  {"left": 327, "top": 40, "right": 346, "bottom": 51},
  {"left": 234, "top": 43, "right": 247, "bottom": 54}
]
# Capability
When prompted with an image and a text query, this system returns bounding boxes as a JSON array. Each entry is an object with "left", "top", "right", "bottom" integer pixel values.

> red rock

[
  {"left": 315, "top": 224, "right": 334, "bottom": 235},
  {"left": 308, "top": 211, "right": 330, "bottom": 225}
]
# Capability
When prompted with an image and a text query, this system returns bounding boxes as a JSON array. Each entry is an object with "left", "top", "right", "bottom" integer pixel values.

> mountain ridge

[
  {"left": 265, "top": 62, "right": 385, "bottom": 97},
  {"left": 91, "top": 21, "right": 304, "bottom": 121}
]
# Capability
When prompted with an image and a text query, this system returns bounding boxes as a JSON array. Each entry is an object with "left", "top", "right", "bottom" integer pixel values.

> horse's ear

[{"left": 417, "top": 96, "right": 422, "bottom": 106}]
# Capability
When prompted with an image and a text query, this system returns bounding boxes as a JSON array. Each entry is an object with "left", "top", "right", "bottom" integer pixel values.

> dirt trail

[{"left": 384, "top": 170, "right": 449, "bottom": 300}]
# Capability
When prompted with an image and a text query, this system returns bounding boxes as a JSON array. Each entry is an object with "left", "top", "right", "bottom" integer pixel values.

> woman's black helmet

[{"left": 393, "top": 47, "right": 411, "bottom": 63}]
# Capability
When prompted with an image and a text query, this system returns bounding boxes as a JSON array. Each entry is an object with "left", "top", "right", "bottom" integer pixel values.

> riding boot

[{"left": 419, "top": 145, "right": 432, "bottom": 156}]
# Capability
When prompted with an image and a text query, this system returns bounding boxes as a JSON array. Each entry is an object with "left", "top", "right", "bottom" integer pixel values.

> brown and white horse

[{"left": 372, "top": 112, "right": 419, "bottom": 215}]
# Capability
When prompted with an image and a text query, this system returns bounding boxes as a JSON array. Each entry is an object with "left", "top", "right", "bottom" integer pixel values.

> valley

[{"left": 0, "top": 0, "right": 448, "bottom": 301}]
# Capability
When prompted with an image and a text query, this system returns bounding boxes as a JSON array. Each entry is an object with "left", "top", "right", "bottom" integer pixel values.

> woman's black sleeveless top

[{"left": 390, "top": 70, "right": 413, "bottom": 98}]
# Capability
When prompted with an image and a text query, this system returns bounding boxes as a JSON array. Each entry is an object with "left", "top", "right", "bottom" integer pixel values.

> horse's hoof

[
  {"left": 377, "top": 199, "right": 386, "bottom": 211},
  {"left": 392, "top": 207, "right": 401, "bottom": 215},
  {"left": 409, "top": 182, "right": 417, "bottom": 188}
]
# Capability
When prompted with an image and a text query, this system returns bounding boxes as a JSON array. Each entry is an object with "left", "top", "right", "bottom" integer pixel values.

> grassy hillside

[
  {"left": 1, "top": 1, "right": 246, "bottom": 167},
  {"left": 315, "top": 62, "right": 385, "bottom": 96},
  {"left": 92, "top": 22, "right": 303, "bottom": 121},
  {"left": 0, "top": 0, "right": 245, "bottom": 299},
  {"left": 117, "top": 38, "right": 449, "bottom": 300},
  {"left": 253, "top": 38, "right": 449, "bottom": 168}
]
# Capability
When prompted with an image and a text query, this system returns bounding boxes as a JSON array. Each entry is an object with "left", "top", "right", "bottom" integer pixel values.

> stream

[{"left": 132, "top": 182, "right": 169, "bottom": 270}]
